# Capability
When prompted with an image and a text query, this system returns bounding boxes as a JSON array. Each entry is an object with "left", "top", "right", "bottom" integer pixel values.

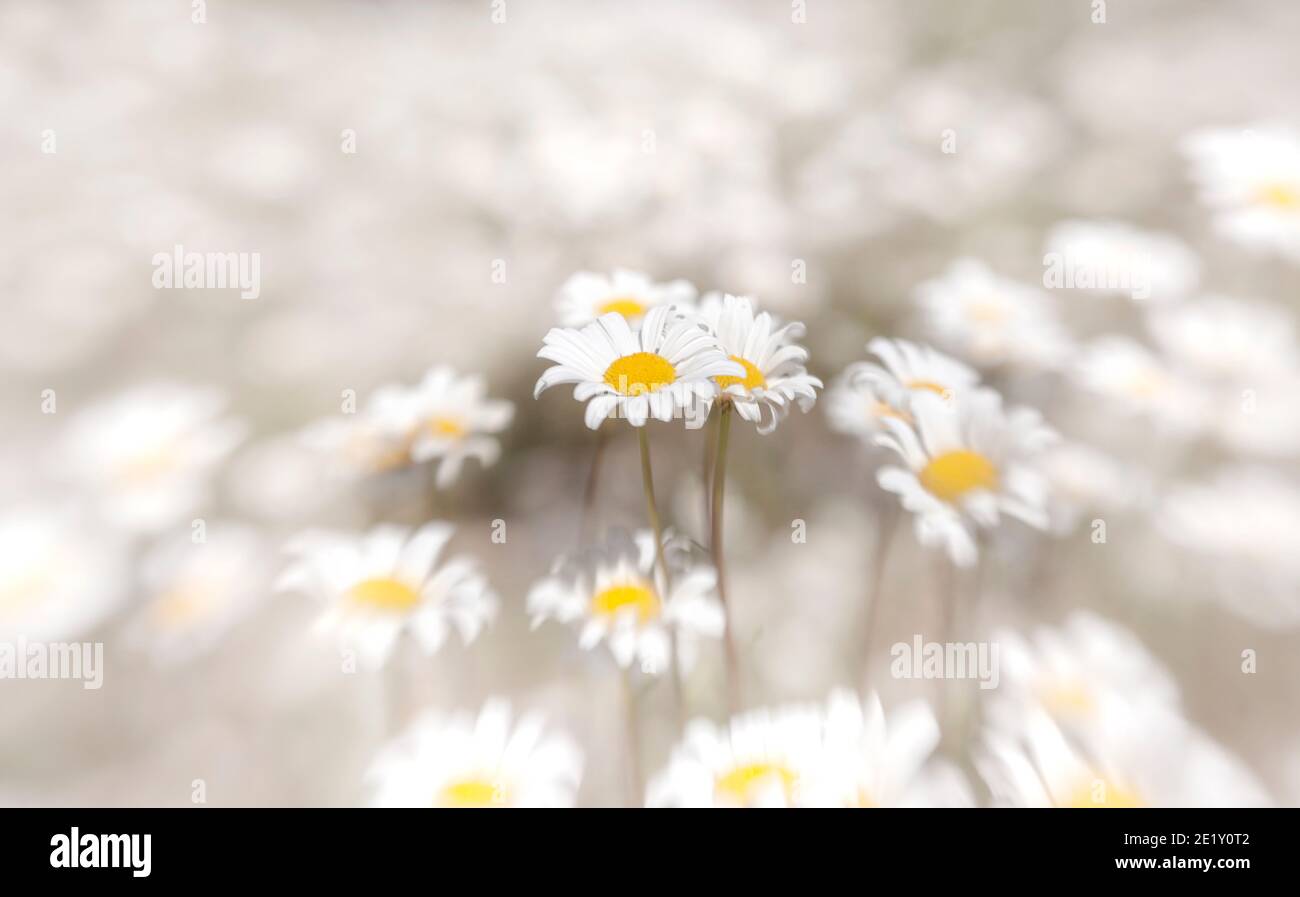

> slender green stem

[
  {"left": 637, "top": 427, "right": 684, "bottom": 725},
  {"left": 860, "top": 501, "right": 900, "bottom": 689},
  {"left": 579, "top": 424, "right": 609, "bottom": 543},
  {"left": 701, "top": 407, "right": 717, "bottom": 541},
  {"left": 709, "top": 401, "right": 741, "bottom": 713}
]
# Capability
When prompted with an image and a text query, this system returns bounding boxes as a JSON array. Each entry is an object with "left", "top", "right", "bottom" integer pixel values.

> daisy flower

[
  {"left": 277, "top": 521, "right": 497, "bottom": 669},
  {"left": 1070, "top": 336, "right": 1210, "bottom": 434},
  {"left": 128, "top": 523, "right": 270, "bottom": 665},
  {"left": 368, "top": 366, "right": 514, "bottom": 488},
  {"left": 534, "top": 306, "right": 742, "bottom": 429},
  {"left": 57, "top": 383, "right": 245, "bottom": 532},
  {"left": 303, "top": 367, "right": 513, "bottom": 487},
  {"left": 1042, "top": 219, "right": 1200, "bottom": 302},
  {"left": 818, "top": 690, "right": 968, "bottom": 808},
  {"left": 526, "top": 529, "right": 724, "bottom": 675},
  {"left": 0, "top": 506, "right": 128, "bottom": 642},
  {"left": 554, "top": 268, "right": 697, "bottom": 328},
  {"left": 988, "top": 613, "right": 1182, "bottom": 751},
  {"left": 696, "top": 293, "right": 822, "bottom": 433},
  {"left": 1181, "top": 125, "right": 1300, "bottom": 262},
  {"left": 979, "top": 707, "right": 1270, "bottom": 808},
  {"left": 914, "top": 258, "right": 1071, "bottom": 369},
  {"left": 368, "top": 699, "right": 583, "bottom": 808},
  {"left": 843, "top": 337, "right": 980, "bottom": 417},
  {"left": 645, "top": 700, "right": 828, "bottom": 808},
  {"left": 1146, "top": 296, "right": 1299, "bottom": 384},
  {"left": 874, "top": 388, "right": 1056, "bottom": 567}
]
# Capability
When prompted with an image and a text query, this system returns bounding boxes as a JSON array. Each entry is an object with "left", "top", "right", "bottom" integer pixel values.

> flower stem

[
  {"left": 637, "top": 426, "right": 684, "bottom": 725},
  {"left": 860, "top": 501, "right": 900, "bottom": 689},
  {"left": 579, "top": 423, "right": 609, "bottom": 543},
  {"left": 621, "top": 667, "right": 643, "bottom": 807},
  {"left": 709, "top": 401, "right": 741, "bottom": 713}
]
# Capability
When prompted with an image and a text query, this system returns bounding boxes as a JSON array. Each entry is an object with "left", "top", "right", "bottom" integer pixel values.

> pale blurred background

[{"left": 2, "top": 0, "right": 1298, "bottom": 806}]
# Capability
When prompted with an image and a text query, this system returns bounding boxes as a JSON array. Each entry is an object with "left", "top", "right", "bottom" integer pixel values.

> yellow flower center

[
  {"left": 1255, "top": 183, "right": 1300, "bottom": 210},
  {"left": 348, "top": 577, "right": 421, "bottom": 612},
  {"left": 919, "top": 450, "right": 998, "bottom": 503},
  {"left": 427, "top": 416, "right": 466, "bottom": 439},
  {"left": 967, "top": 299, "right": 1007, "bottom": 322},
  {"left": 1040, "top": 681, "right": 1096, "bottom": 717},
  {"left": 1064, "top": 777, "right": 1145, "bottom": 808},
  {"left": 151, "top": 585, "right": 216, "bottom": 629},
  {"left": 714, "top": 762, "right": 799, "bottom": 806},
  {"left": 906, "top": 380, "right": 950, "bottom": 398},
  {"left": 590, "top": 582, "right": 661, "bottom": 624},
  {"left": 437, "top": 776, "right": 509, "bottom": 808},
  {"left": 597, "top": 297, "right": 649, "bottom": 319},
  {"left": 603, "top": 352, "right": 676, "bottom": 396},
  {"left": 714, "top": 355, "right": 767, "bottom": 392},
  {"left": 117, "top": 445, "right": 180, "bottom": 485}
]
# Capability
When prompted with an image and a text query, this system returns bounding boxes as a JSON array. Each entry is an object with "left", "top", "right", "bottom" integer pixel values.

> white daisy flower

[
  {"left": 696, "top": 293, "right": 822, "bottom": 433},
  {"left": 1043, "top": 219, "right": 1200, "bottom": 302},
  {"left": 988, "top": 613, "right": 1182, "bottom": 750},
  {"left": 818, "top": 690, "right": 968, "bottom": 808},
  {"left": 367, "top": 366, "right": 514, "bottom": 488},
  {"left": 824, "top": 369, "right": 897, "bottom": 447},
  {"left": 1159, "top": 467, "right": 1300, "bottom": 629},
  {"left": 1146, "top": 296, "right": 1299, "bottom": 383},
  {"left": 129, "top": 523, "right": 270, "bottom": 665},
  {"left": 367, "top": 699, "right": 583, "bottom": 808},
  {"left": 0, "top": 506, "right": 128, "bottom": 642},
  {"left": 526, "top": 529, "right": 724, "bottom": 675},
  {"left": 277, "top": 521, "right": 498, "bottom": 669},
  {"left": 914, "top": 258, "right": 1072, "bottom": 369},
  {"left": 979, "top": 707, "right": 1270, "bottom": 808},
  {"left": 1182, "top": 125, "right": 1300, "bottom": 262},
  {"left": 843, "top": 337, "right": 980, "bottom": 416},
  {"left": 646, "top": 700, "right": 828, "bottom": 808},
  {"left": 874, "top": 388, "right": 1056, "bottom": 567},
  {"left": 554, "top": 268, "right": 697, "bottom": 328},
  {"left": 534, "top": 306, "right": 742, "bottom": 429},
  {"left": 303, "top": 367, "right": 513, "bottom": 487},
  {"left": 56, "top": 383, "right": 245, "bottom": 532},
  {"left": 1070, "top": 336, "right": 1210, "bottom": 434}
]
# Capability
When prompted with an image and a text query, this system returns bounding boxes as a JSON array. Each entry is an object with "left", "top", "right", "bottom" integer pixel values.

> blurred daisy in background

[
  {"left": 875, "top": 389, "right": 1056, "bottom": 567},
  {"left": 368, "top": 366, "right": 514, "bottom": 489},
  {"left": 988, "top": 613, "right": 1182, "bottom": 748},
  {"left": 1159, "top": 467, "right": 1300, "bottom": 628},
  {"left": 0, "top": 506, "right": 127, "bottom": 642},
  {"left": 1182, "top": 125, "right": 1300, "bottom": 262},
  {"left": 979, "top": 708, "right": 1270, "bottom": 808},
  {"left": 914, "top": 258, "right": 1071, "bottom": 370},
  {"left": 646, "top": 700, "right": 827, "bottom": 807},
  {"left": 843, "top": 337, "right": 980, "bottom": 415},
  {"left": 527, "top": 529, "right": 723, "bottom": 676},
  {"left": 534, "top": 306, "right": 742, "bottom": 429},
  {"left": 56, "top": 383, "right": 245, "bottom": 533},
  {"left": 1146, "top": 296, "right": 1299, "bottom": 383},
  {"left": 1070, "top": 336, "right": 1210, "bottom": 434},
  {"left": 129, "top": 523, "right": 271, "bottom": 665},
  {"left": 696, "top": 293, "right": 822, "bottom": 433},
  {"left": 554, "top": 269, "right": 697, "bottom": 328},
  {"left": 278, "top": 521, "right": 498, "bottom": 669},
  {"left": 1043, "top": 219, "right": 1200, "bottom": 302},
  {"left": 368, "top": 699, "right": 583, "bottom": 808}
]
